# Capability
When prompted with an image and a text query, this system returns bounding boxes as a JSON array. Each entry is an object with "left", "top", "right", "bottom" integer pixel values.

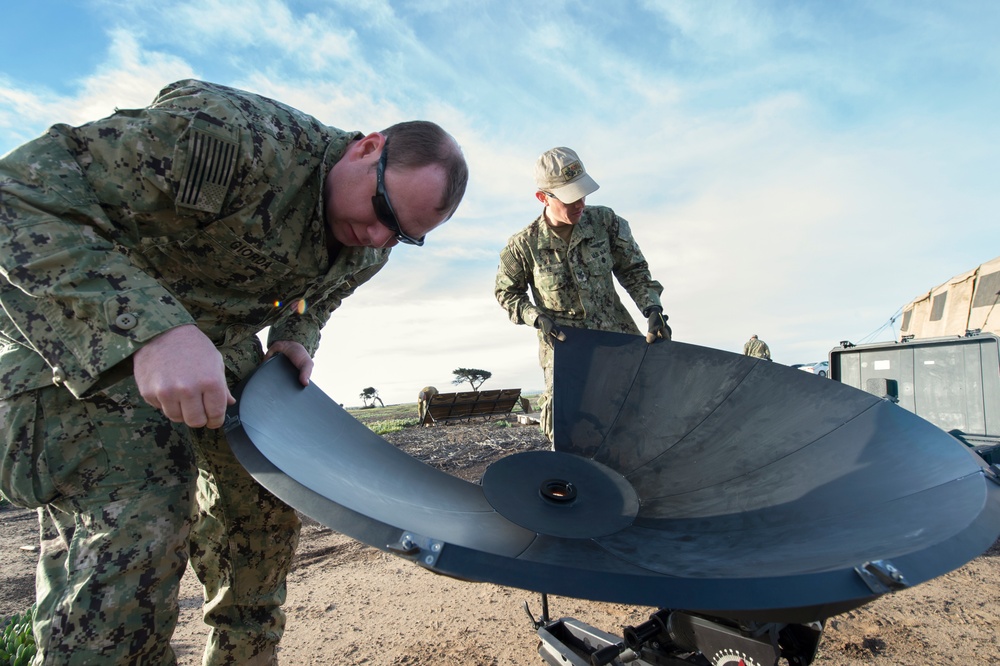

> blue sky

[{"left": 2, "top": 0, "right": 999, "bottom": 406}]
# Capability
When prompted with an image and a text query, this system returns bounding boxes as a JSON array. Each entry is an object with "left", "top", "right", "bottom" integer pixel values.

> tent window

[
  {"left": 930, "top": 293, "right": 947, "bottom": 321},
  {"left": 972, "top": 271, "right": 1000, "bottom": 309}
]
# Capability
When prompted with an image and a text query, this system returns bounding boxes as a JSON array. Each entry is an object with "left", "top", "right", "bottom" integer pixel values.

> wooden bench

[{"left": 424, "top": 388, "right": 523, "bottom": 425}]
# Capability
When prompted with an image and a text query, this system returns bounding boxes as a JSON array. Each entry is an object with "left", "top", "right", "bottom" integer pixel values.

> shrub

[{"left": 0, "top": 605, "right": 36, "bottom": 666}]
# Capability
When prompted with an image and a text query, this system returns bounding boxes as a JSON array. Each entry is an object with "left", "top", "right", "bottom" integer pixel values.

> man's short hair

[{"left": 381, "top": 121, "right": 468, "bottom": 221}]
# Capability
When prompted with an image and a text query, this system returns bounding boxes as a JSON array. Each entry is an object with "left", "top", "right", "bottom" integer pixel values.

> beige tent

[{"left": 899, "top": 255, "right": 1000, "bottom": 340}]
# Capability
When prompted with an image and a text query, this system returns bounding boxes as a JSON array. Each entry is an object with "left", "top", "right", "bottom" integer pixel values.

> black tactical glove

[
  {"left": 535, "top": 314, "right": 567, "bottom": 342},
  {"left": 644, "top": 306, "right": 671, "bottom": 343}
]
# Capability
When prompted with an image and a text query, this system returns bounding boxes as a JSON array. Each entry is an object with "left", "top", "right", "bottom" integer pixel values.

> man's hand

[
  {"left": 133, "top": 324, "right": 235, "bottom": 429},
  {"left": 264, "top": 340, "right": 314, "bottom": 386},
  {"left": 645, "top": 306, "right": 672, "bottom": 344},
  {"left": 535, "top": 314, "right": 567, "bottom": 342}
]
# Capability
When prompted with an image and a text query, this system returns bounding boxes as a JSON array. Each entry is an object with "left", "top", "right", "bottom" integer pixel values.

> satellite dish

[{"left": 224, "top": 328, "right": 1000, "bottom": 623}]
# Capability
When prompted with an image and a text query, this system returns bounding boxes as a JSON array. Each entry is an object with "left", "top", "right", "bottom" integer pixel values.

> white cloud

[
  {"left": 2, "top": 0, "right": 999, "bottom": 397},
  {"left": 0, "top": 79, "right": 60, "bottom": 151},
  {"left": 310, "top": 288, "right": 543, "bottom": 406},
  {"left": 0, "top": 30, "right": 197, "bottom": 154},
  {"left": 73, "top": 30, "right": 200, "bottom": 118},
  {"left": 122, "top": 0, "right": 359, "bottom": 71}
]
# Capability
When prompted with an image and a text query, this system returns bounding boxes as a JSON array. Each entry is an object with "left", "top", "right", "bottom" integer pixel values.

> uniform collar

[
  {"left": 534, "top": 207, "right": 594, "bottom": 249},
  {"left": 317, "top": 129, "right": 365, "bottom": 269}
]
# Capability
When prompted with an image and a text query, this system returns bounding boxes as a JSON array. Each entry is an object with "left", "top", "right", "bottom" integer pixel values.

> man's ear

[
  {"left": 534, "top": 191, "right": 548, "bottom": 204},
  {"left": 350, "top": 132, "right": 385, "bottom": 160}
]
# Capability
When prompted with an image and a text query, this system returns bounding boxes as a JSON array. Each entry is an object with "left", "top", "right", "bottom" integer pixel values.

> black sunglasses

[{"left": 372, "top": 143, "right": 425, "bottom": 246}]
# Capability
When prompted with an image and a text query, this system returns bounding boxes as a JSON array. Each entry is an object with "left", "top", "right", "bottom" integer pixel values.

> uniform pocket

[
  {"left": 138, "top": 219, "right": 295, "bottom": 298},
  {"left": 0, "top": 387, "right": 110, "bottom": 509},
  {"left": 535, "top": 262, "right": 574, "bottom": 304},
  {"left": 0, "top": 391, "right": 45, "bottom": 507}
]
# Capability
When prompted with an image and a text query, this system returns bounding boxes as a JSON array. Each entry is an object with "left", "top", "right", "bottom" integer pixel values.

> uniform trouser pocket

[{"left": 0, "top": 387, "right": 109, "bottom": 508}]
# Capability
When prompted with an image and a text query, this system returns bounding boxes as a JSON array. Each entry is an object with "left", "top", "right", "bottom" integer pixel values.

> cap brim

[{"left": 549, "top": 174, "right": 599, "bottom": 204}]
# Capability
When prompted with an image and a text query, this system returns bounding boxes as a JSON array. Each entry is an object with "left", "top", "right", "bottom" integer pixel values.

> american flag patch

[
  {"left": 500, "top": 251, "right": 523, "bottom": 276},
  {"left": 178, "top": 130, "right": 237, "bottom": 212}
]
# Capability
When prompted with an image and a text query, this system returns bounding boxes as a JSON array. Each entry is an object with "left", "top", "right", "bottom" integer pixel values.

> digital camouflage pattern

[
  {"left": 495, "top": 205, "right": 663, "bottom": 440},
  {"left": 0, "top": 80, "right": 390, "bottom": 664},
  {"left": 0, "top": 79, "right": 389, "bottom": 399},
  {"left": 22, "top": 379, "right": 196, "bottom": 665}
]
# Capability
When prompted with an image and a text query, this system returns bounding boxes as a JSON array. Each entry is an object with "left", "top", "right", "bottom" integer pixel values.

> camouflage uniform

[
  {"left": 417, "top": 386, "right": 438, "bottom": 424},
  {"left": 0, "top": 80, "right": 390, "bottom": 665},
  {"left": 744, "top": 337, "right": 771, "bottom": 360},
  {"left": 495, "top": 205, "right": 663, "bottom": 441}
]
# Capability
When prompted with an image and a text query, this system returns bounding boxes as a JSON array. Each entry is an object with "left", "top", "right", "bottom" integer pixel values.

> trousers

[
  {"left": 0, "top": 376, "right": 300, "bottom": 665},
  {"left": 537, "top": 334, "right": 556, "bottom": 445}
]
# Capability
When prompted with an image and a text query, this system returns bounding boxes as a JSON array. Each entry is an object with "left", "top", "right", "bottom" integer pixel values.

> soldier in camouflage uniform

[
  {"left": 0, "top": 79, "right": 468, "bottom": 665},
  {"left": 494, "top": 147, "right": 669, "bottom": 443},
  {"left": 417, "top": 385, "right": 439, "bottom": 424},
  {"left": 743, "top": 335, "right": 772, "bottom": 360}
]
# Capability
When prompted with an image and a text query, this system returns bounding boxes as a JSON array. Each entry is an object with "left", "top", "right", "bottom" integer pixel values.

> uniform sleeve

[
  {"left": 609, "top": 213, "right": 664, "bottom": 315},
  {"left": 495, "top": 241, "right": 541, "bottom": 327},
  {"left": 267, "top": 257, "right": 389, "bottom": 355},
  {"left": 0, "top": 121, "right": 197, "bottom": 397}
]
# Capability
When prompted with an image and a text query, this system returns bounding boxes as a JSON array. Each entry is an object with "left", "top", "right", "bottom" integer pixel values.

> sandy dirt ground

[{"left": 2, "top": 418, "right": 999, "bottom": 665}]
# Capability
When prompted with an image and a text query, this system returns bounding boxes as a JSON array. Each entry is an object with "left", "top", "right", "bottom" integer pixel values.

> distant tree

[
  {"left": 359, "top": 387, "right": 384, "bottom": 408},
  {"left": 452, "top": 368, "right": 492, "bottom": 392}
]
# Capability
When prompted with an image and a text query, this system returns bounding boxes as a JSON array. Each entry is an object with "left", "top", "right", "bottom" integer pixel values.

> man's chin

[{"left": 333, "top": 225, "right": 363, "bottom": 247}]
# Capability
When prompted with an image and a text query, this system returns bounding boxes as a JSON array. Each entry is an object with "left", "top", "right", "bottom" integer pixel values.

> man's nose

[{"left": 370, "top": 224, "right": 398, "bottom": 249}]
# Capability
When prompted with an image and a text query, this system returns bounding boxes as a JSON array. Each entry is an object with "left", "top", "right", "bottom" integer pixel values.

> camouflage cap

[{"left": 534, "top": 147, "right": 600, "bottom": 203}]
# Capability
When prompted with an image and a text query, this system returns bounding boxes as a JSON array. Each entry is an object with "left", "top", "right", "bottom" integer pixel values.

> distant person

[
  {"left": 0, "top": 79, "right": 468, "bottom": 665},
  {"left": 417, "top": 385, "right": 439, "bottom": 424},
  {"left": 495, "top": 147, "right": 669, "bottom": 443},
  {"left": 744, "top": 334, "right": 772, "bottom": 360}
]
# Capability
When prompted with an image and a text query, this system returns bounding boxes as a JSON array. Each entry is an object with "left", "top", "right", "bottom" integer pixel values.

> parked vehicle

[{"left": 798, "top": 361, "right": 829, "bottom": 377}]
